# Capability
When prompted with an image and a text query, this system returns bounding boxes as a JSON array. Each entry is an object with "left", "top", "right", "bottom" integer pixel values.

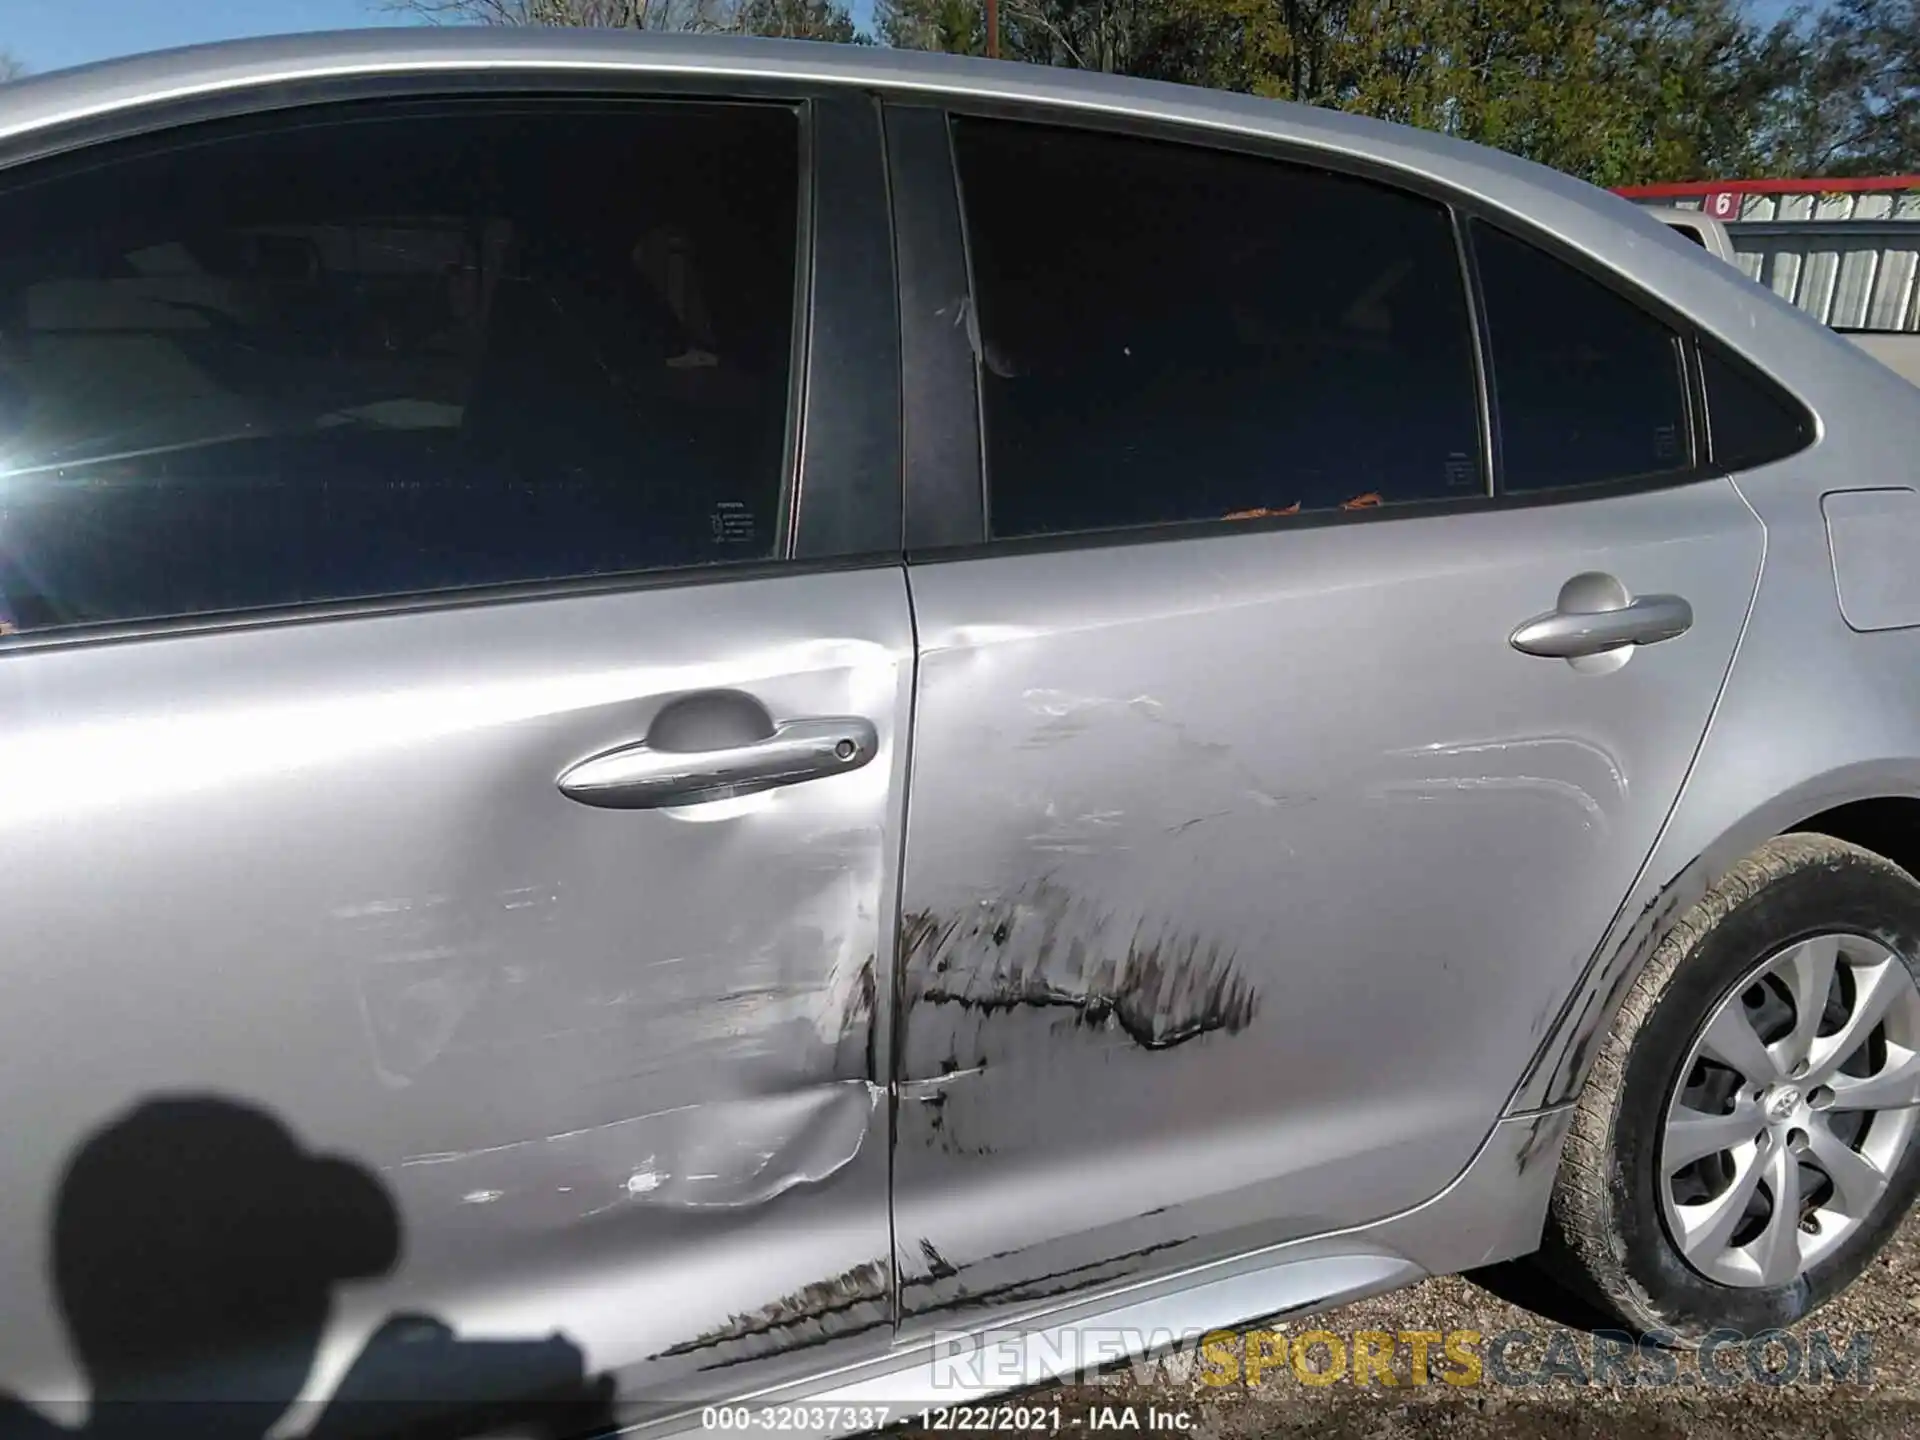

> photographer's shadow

[{"left": 0, "top": 1096, "right": 617, "bottom": 1440}]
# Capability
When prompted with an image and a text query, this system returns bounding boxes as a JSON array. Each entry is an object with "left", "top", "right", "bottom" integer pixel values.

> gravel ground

[{"left": 901, "top": 1213, "right": 1920, "bottom": 1440}]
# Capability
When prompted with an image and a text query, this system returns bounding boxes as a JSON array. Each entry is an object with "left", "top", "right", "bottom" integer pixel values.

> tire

[{"left": 1486, "top": 833, "right": 1920, "bottom": 1344}]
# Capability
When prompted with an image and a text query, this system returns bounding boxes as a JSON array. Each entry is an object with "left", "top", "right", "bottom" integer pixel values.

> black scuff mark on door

[
  {"left": 1531, "top": 858, "right": 1708, "bottom": 1106},
  {"left": 911, "top": 1088, "right": 994, "bottom": 1153},
  {"left": 1167, "top": 812, "right": 1234, "bottom": 836},
  {"left": 832, "top": 951, "right": 880, "bottom": 1084},
  {"left": 859, "top": 954, "right": 878, "bottom": 1084},
  {"left": 910, "top": 1088, "right": 990, "bottom": 1156},
  {"left": 899, "top": 878, "right": 1261, "bottom": 1058},
  {"left": 652, "top": 1258, "right": 891, "bottom": 1366},
  {"left": 897, "top": 1052, "right": 992, "bottom": 1153},
  {"left": 917, "top": 1237, "right": 959, "bottom": 1281},
  {"left": 688, "top": 1313, "right": 891, "bottom": 1373},
  {"left": 899, "top": 1237, "right": 1193, "bottom": 1319},
  {"left": 901, "top": 911, "right": 964, "bottom": 982}
]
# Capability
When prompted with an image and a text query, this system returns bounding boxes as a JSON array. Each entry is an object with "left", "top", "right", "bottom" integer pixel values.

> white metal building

[{"left": 1617, "top": 178, "right": 1920, "bottom": 334}]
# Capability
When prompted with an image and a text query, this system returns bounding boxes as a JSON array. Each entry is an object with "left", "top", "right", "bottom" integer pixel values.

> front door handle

[
  {"left": 1510, "top": 589, "right": 1694, "bottom": 660},
  {"left": 557, "top": 717, "right": 878, "bottom": 810}
]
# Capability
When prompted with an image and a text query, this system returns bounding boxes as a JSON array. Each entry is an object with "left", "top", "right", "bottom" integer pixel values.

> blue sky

[
  {"left": 7, "top": 0, "right": 1802, "bottom": 78},
  {"left": 8, "top": 1, "right": 415, "bottom": 74}
]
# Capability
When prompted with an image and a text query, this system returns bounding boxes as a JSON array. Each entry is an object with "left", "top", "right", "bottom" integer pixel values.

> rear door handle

[
  {"left": 557, "top": 717, "right": 878, "bottom": 810},
  {"left": 1510, "top": 591, "right": 1693, "bottom": 659}
]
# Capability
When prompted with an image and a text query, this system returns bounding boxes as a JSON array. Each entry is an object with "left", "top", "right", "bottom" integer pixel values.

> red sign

[
  {"left": 1615, "top": 175, "right": 1920, "bottom": 198},
  {"left": 1702, "top": 191, "right": 1742, "bottom": 221}
]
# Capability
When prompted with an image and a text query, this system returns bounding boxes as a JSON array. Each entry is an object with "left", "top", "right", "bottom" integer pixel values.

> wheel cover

[{"left": 1659, "top": 932, "right": 1920, "bottom": 1288}]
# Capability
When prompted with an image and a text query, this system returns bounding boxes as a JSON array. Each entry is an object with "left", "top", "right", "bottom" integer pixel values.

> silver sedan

[{"left": 0, "top": 27, "right": 1916, "bottom": 1440}]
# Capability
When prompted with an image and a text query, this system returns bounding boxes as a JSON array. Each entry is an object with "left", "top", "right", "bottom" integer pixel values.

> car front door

[
  {"left": 885, "top": 108, "right": 1766, "bottom": 1330},
  {"left": 0, "top": 85, "right": 909, "bottom": 1428}
]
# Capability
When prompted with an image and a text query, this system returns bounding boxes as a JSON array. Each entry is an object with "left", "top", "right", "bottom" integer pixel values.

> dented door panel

[
  {"left": 0, "top": 568, "right": 912, "bottom": 1410},
  {"left": 892, "top": 482, "right": 1762, "bottom": 1333}
]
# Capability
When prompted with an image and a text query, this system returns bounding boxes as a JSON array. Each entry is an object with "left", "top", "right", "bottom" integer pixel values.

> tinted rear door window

[
  {"left": 951, "top": 119, "right": 1485, "bottom": 540},
  {"left": 0, "top": 100, "right": 800, "bottom": 634},
  {"left": 1699, "top": 342, "right": 1814, "bottom": 471},
  {"left": 1471, "top": 222, "right": 1691, "bottom": 493}
]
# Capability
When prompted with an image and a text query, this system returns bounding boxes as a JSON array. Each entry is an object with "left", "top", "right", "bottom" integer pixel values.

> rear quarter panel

[{"left": 1514, "top": 338, "right": 1920, "bottom": 1112}]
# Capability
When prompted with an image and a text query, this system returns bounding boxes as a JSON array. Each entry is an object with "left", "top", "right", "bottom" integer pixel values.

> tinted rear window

[
  {"left": 1472, "top": 222, "right": 1692, "bottom": 493},
  {"left": 952, "top": 118, "right": 1486, "bottom": 539},
  {"left": 1699, "top": 342, "right": 1815, "bottom": 471}
]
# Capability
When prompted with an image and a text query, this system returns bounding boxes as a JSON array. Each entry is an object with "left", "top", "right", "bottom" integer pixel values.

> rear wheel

[{"left": 1497, "top": 834, "right": 1920, "bottom": 1342}]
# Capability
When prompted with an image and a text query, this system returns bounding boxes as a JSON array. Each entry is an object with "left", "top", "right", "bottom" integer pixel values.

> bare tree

[
  {"left": 0, "top": 50, "right": 27, "bottom": 82},
  {"left": 384, "top": 0, "right": 868, "bottom": 39},
  {"left": 379, "top": 0, "right": 742, "bottom": 28}
]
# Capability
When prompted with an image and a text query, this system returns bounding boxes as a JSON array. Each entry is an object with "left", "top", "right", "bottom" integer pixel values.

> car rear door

[
  {"left": 884, "top": 105, "right": 1766, "bottom": 1329},
  {"left": 0, "top": 84, "right": 908, "bottom": 1428}
]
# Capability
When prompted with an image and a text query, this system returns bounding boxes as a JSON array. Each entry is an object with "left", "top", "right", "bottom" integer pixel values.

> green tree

[
  {"left": 1428, "top": 0, "right": 1779, "bottom": 184},
  {"left": 878, "top": 0, "right": 1802, "bottom": 183},
  {"left": 1596, "top": 0, "right": 1788, "bottom": 182},
  {"left": 393, "top": 0, "right": 1913, "bottom": 185}
]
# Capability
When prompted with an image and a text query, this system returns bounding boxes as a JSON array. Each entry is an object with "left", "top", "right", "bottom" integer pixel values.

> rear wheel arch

[
  {"left": 1476, "top": 786, "right": 1920, "bottom": 1314},
  {"left": 1484, "top": 833, "right": 1920, "bottom": 1340},
  {"left": 1790, "top": 796, "right": 1920, "bottom": 885},
  {"left": 1510, "top": 773, "right": 1920, "bottom": 1117}
]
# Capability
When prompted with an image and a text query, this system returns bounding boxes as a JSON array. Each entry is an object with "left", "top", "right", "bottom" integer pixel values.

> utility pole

[{"left": 986, "top": 0, "right": 1000, "bottom": 57}]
